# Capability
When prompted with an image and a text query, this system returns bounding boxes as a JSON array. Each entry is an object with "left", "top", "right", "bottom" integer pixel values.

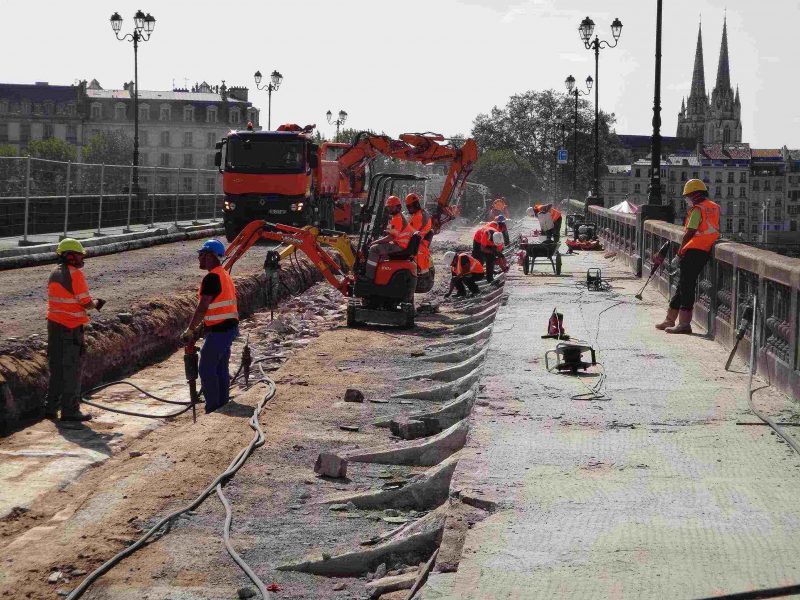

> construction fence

[{"left": 0, "top": 156, "right": 222, "bottom": 241}]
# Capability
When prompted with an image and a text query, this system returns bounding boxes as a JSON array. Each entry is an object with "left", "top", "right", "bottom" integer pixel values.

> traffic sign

[{"left": 557, "top": 149, "right": 568, "bottom": 165}]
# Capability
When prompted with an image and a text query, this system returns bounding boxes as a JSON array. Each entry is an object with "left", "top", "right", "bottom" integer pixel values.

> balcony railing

[{"left": 565, "top": 200, "right": 800, "bottom": 398}]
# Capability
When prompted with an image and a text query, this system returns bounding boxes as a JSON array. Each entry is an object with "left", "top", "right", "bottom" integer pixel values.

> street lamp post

[
  {"left": 326, "top": 109, "right": 348, "bottom": 140},
  {"left": 647, "top": 0, "right": 664, "bottom": 208},
  {"left": 554, "top": 115, "right": 566, "bottom": 203},
  {"left": 254, "top": 69, "right": 283, "bottom": 130},
  {"left": 579, "top": 15, "right": 623, "bottom": 206},
  {"left": 564, "top": 74, "right": 593, "bottom": 199},
  {"left": 110, "top": 10, "right": 156, "bottom": 195}
]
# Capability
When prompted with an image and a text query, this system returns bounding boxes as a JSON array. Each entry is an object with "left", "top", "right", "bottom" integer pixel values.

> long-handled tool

[
  {"left": 635, "top": 241, "right": 671, "bottom": 300},
  {"left": 725, "top": 301, "right": 754, "bottom": 370},
  {"left": 184, "top": 344, "right": 200, "bottom": 423}
]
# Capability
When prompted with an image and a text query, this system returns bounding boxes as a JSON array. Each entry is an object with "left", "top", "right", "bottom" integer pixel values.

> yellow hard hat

[
  {"left": 56, "top": 238, "right": 86, "bottom": 256},
  {"left": 682, "top": 179, "right": 707, "bottom": 196}
]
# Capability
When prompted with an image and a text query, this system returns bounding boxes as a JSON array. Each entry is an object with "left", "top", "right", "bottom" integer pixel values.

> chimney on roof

[
  {"left": 34, "top": 81, "right": 49, "bottom": 86},
  {"left": 228, "top": 85, "right": 248, "bottom": 102}
]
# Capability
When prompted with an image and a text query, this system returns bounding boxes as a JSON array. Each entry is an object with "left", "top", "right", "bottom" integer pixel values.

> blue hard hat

[
  {"left": 495, "top": 214, "right": 507, "bottom": 223},
  {"left": 198, "top": 239, "right": 225, "bottom": 257}
]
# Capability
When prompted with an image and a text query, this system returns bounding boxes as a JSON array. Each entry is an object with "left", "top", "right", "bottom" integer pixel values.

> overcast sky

[{"left": 2, "top": 0, "right": 797, "bottom": 148}]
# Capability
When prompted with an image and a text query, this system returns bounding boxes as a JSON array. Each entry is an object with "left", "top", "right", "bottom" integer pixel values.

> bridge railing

[{"left": 573, "top": 202, "right": 800, "bottom": 398}]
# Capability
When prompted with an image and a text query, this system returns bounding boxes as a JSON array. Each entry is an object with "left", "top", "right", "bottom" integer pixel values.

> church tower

[
  {"left": 676, "top": 24, "right": 708, "bottom": 144},
  {"left": 706, "top": 17, "right": 742, "bottom": 144}
]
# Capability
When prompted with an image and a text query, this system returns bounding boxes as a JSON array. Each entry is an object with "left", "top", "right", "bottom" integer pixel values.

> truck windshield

[{"left": 226, "top": 136, "right": 306, "bottom": 174}]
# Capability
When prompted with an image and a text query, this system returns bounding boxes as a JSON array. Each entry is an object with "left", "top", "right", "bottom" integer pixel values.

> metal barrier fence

[
  {"left": 574, "top": 201, "right": 800, "bottom": 398},
  {"left": 0, "top": 156, "right": 222, "bottom": 241}
]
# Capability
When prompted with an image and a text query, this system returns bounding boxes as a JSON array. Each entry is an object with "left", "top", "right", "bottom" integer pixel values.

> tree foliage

[
  {"left": 26, "top": 138, "right": 77, "bottom": 162},
  {"left": 0, "top": 145, "right": 16, "bottom": 157},
  {"left": 470, "top": 89, "right": 625, "bottom": 203},
  {"left": 82, "top": 130, "right": 134, "bottom": 166}
]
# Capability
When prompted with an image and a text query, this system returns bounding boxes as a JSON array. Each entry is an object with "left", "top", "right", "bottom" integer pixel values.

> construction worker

[
  {"left": 181, "top": 239, "right": 239, "bottom": 413},
  {"left": 472, "top": 225, "right": 505, "bottom": 283},
  {"left": 45, "top": 238, "right": 105, "bottom": 422},
  {"left": 406, "top": 192, "right": 432, "bottom": 274},
  {"left": 654, "top": 179, "right": 720, "bottom": 334},
  {"left": 489, "top": 196, "right": 510, "bottom": 219},
  {"left": 444, "top": 251, "right": 485, "bottom": 297},
  {"left": 494, "top": 214, "right": 510, "bottom": 245},
  {"left": 532, "top": 204, "right": 563, "bottom": 245},
  {"left": 365, "top": 196, "right": 413, "bottom": 280}
]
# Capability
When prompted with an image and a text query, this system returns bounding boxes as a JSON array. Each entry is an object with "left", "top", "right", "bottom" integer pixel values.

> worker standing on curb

[
  {"left": 654, "top": 179, "right": 720, "bottom": 334},
  {"left": 182, "top": 239, "right": 239, "bottom": 413},
  {"left": 532, "top": 204, "right": 563, "bottom": 245},
  {"left": 444, "top": 251, "right": 484, "bottom": 297},
  {"left": 406, "top": 192, "right": 433, "bottom": 274},
  {"left": 365, "top": 196, "right": 412, "bottom": 280},
  {"left": 45, "top": 239, "right": 105, "bottom": 422}
]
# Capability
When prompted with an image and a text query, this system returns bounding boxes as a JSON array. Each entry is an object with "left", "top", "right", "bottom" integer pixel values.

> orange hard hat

[
  {"left": 386, "top": 196, "right": 402, "bottom": 208},
  {"left": 405, "top": 192, "right": 420, "bottom": 206}
]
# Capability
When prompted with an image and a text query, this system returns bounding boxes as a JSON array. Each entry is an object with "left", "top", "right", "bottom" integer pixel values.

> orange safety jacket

[
  {"left": 535, "top": 205, "right": 561, "bottom": 222},
  {"left": 47, "top": 264, "right": 93, "bottom": 329},
  {"left": 683, "top": 199, "right": 720, "bottom": 253},
  {"left": 388, "top": 213, "right": 413, "bottom": 249},
  {"left": 452, "top": 253, "right": 485, "bottom": 277},
  {"left": 409, "top": 209, "right": 432, "bottom": 238},
  {"left": 202, "top": 266, "right": 239, "bottom": 327}
]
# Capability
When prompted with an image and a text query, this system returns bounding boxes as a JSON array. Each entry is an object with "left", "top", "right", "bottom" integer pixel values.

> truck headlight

[
  {"left": 290, "top": 202, "right": 304, "bottom": 212},
  {"left": 224, "top": 201, "right": 236, "bottom": 211}
]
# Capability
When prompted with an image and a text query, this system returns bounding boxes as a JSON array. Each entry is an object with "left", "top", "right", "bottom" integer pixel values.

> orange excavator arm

[
  {"left": 336, "top": 132, "right": 478, "bottom": 232},
  {"left": 222, "top": 220, "right": 352, "bottom": 296}
]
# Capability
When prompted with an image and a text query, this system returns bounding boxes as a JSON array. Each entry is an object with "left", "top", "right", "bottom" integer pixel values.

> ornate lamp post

[
  {"left": 554, "top": 115, "right": 567, "bottom": 202},
  {"left": 254, "top": 69, "right": 283, "bottom": 130},
  {"left": 110, "top": 9, "right": 156, "bottom": 194},
  {"left": 326, "top": 109, "right": 348, "bottom": 140},
  {"left": 565, "top": 74, "right": 593, "bottom": 198},
  {"left": 579, "top": 15, "right": 623, "bottom": 205}
]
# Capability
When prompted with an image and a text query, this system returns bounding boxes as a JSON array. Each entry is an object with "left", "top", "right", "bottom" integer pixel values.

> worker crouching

[
  {"left": 182, "top": 239, "right": 240, "bottom": 413},
  {"left": 444, "top": 251, "right": 485, "bottom": 298},
  {"left": 654, "top": 179, "right": 720, "bottom": 334},
  {"left": 365, "top": 196, "right": 413, "bottom": 280},
  {"left": 45, "top": 238, "right": 105, "bottom": 422},
  {"left": 471, "top": 225, "right": 505, "bottom": 283},
  {"left": 530, "top": 204, "right": 563, "bottom": 245}
]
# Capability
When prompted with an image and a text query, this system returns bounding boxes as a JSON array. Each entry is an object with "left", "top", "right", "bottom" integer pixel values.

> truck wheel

[
  {"left": 522, "top": 256, "right": 530, "bottom": 275},
  {"left": 556, "top": 253, "right": 563, "bottom": 276}
]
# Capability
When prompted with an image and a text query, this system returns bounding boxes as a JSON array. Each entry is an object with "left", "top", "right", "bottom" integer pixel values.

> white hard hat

[
  {"left": 443, "top": 251, "right": 456, "bottom": 264},
  {"left": 526, "top": 206, "right": 535, "bottom": 218},
  {"left": 492, "top": 232, "right": 504, "bottom": 246}
]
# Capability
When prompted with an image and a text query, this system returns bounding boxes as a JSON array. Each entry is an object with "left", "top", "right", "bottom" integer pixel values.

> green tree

[
  {"left": 0, "top": 145, "right": 16, "bottom": 157},
  {"left": 471, "top": 148, "right": 537, "bottom": 207},
  {"left": 471, "top": 89, "right": 624, "bottom": 202},
  {"left": 82, "top": 130, "right": 134, "bottom": 166},
  {"left": 26, "top": 138, "right": 77, "bottom": 162}
]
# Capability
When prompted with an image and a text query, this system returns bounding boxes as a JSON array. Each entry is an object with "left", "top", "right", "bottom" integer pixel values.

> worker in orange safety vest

[
  {"left": 489, "top": 196, "right": 510, "bottom": 219},
  {"left": 182, "top": 239, "right": 240, "bottom": 413},
  {"left": 471, "top": 225, "right": 505, "bottom": 283},
  {"left": 45, "top": 238, "right": 105, "bottom": 422},
  {"left": 406, "top": 192, "right": 432, "bottom": 274},
  {"left": 444, "top": 251, "right": 485, "bottom": 297},
  {"left": 365, "top": 196, "right": 413, "bottom": 280},
  {"left": 653, "top": 179, "right": 720, "bottom": 334},
  {"left": 532, "top": 203, "right": 563, "bottom": 245}
]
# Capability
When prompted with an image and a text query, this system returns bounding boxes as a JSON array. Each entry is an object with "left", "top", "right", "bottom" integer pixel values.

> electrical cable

[
  {"left": 67, "top": 358, "right": 277, "bottom": 600},
  {"left": 79, "top": 380, "right": 198, "bottom": 419}
]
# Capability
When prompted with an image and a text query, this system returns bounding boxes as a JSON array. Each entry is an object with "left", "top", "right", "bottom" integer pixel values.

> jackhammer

[
  {"left": 184, "top": 345, "right": 200, "bottom": 423},
  {"left": 635, "top": 241, "right": 671, "bottom": 300},
  {"left": 725, "top": 301, "right": 754, "bottom": 370}
]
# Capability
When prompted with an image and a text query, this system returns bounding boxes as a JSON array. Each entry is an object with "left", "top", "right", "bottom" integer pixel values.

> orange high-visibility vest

[
  {"left": 551, "top": 207, "right": 562, "bottom": 221},
  {"left": 47, "top": 265, "right": 92, "bottom": 329},
  {"left": 202, "top": 266, "right": 239, "bottom": 327},
  {"left": 389, "top": 213, "right": 413, "bottom": 249},
  {"left": 409, "top": 209, "right": 432, "bottom": 237},
  {"left": 683, "top": 199, "right": 720, "bottom": 253},
  {"left": 452, "top": 253, "right": 485, "bottom": 276}
]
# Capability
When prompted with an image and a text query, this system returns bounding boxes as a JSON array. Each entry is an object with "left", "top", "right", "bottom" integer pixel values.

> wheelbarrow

[{"left": 520, "top": 237, "right": 561, "bottom": 275}]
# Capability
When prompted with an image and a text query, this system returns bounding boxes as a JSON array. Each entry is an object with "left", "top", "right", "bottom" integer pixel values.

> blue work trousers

[{"left": 199, "top": 327, "right": 238, "bottom": 413}]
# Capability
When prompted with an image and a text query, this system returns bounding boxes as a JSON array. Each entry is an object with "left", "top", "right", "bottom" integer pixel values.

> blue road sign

[{"left": 557, "top": 149, "right": 568, "bottom": 165}]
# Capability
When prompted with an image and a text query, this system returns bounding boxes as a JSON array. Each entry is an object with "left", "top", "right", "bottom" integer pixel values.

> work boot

[
  {"left": 60, "top": 411, "right": 93, "bottom": 423},
  {"left": 44, "top": 408, "right": 59, "bottom": 419},
  {"left": 655, "top": 308, "right": 679, "bottom": 330},
  {"left": 665, "top": 309, "right": 693, "bottom": 334}
]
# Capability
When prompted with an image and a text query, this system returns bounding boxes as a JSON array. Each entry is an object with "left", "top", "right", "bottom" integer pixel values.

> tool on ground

[
  {"left": 545, "top": 342, "right": 597, "bottom": 374},
  {"left": 724, "top": 300, "right": 754, "bottom": 370},
  {"left": 183, "top": 344, "right": 200, "bottom": 423},
  {"left": 95, "top": 298, "right": 106, "bottom": 310},
  {"left": 541, "top": 308, "right": 570, "bottom": 340},
  {"left": 264, "top": 250, "right": 281, "bottom": 321},
  {"left": 587, "top": 268, "right": 603, "bottom": 291},
  {"left": 241, "top": 337, "right": 252, "bottom": 388},
  {"left": 635, "top": 241, "right": 671, "bottom": 300}
]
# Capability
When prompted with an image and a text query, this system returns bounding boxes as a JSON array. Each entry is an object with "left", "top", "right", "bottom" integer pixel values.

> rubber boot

[
  {"left": 655, "top": 308, "right": 679, "bottom": 331},
  {"left": 665, "top": 309, "right": 693, "bottom": 334}
]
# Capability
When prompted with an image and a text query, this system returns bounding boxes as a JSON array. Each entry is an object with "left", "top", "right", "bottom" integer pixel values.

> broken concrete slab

[
  {"left": 391, "top": 418, "right": 429, "bottom": 440},
  {"left": 346, "top": 421, "right": 469, "bottom": 467},
  {"left": 314, "top": 452, "right": 348, "bottom": 478},
  {"left": 365, "top": 572, "right": 417, "bottom": 597}
]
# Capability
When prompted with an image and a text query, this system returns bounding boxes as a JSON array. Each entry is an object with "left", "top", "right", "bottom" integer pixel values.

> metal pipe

[
  {"left": 193, "top": 168, "right": 200, "bottom": 223},
  {"left": 149, "top": 165, "right": 156, "bottom": 227},
  {"left": 124, "top": 163, "right": 134, "bottom": 232},
  {"left": 96, "top": 163, "right": 105, "bottom": 235},
  {"left": 63, "top": 161, "right": 72, "bottom": 238},
  {"left": 22, "top": 155, "right": 31, "bottom": 243},
  {"left": 647, "top": 0, "right": 663, "bottom": 206}
]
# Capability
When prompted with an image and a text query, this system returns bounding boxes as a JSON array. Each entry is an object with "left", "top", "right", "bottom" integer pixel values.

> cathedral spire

[
  {"left": 689, "top": 23, "right": 706, "bottom": 100},
  {"left": 715, "top": 16, "right": 731, "bottom": 92}
]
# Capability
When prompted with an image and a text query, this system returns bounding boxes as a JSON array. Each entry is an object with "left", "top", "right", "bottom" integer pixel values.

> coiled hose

[{"left": 66, "top": 359, "right": 276, "bottom": 599}]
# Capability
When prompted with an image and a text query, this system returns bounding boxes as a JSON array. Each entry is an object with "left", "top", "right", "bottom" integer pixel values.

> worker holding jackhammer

[
  {"left": 530, "top": 204, "right": 563, "bottom": 245},
  {"left": 654, "top": 179, "right": 720, "bottom": 334},
  {"left": 181, "top": 240, "right": 240, "bottom": 413},
  {"left": 444, "top": 251, "right": 484, "bottom": 298},
  {"left": 471, "top": 225, "right": 506, "bottom": 283},
  {"left": 44, "top": 239, "right": 105, "bottom": 422},
  {"left": 365, "top": 196, "right": 413, "bottom": 280}
]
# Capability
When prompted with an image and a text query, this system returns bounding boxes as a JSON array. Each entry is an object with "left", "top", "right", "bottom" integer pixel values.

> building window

[
  {"left": 0, "top": 123, "right": 8, "bottom": 142},
  {"left": 183, "top": 153, "right": 194, "bottom": 168},
  {"left": 634, "top": 168, "right": 640, "bottom": 178},
  {"left": 230, "top": 108, "right": 241, "bottom": 124},
  {"left": 727, "top": 186, "right": 733, "bottom": 197},
  {"left": 160, "top": 131, "right": 170, "bottom": 147},
  {"left": 206, "top": 153, "right": 216, "bottom": 168},
  {"left": 19, "top": 122, "right": 30, "bottom": 143},
  {"left": 692, "top": 171, "right": 699, "bottom": 179},
  {"left": 622, "top": 182, "right": 629, "bottom": 193},
  {"left": 183, "top": 131, "right": 193, "bottom": 148},
  {"left": 43, "top": 102, "right": 54, "bottom": 116},
  {"left": 751, "top": 223, "right": 758, "bottom": 234},
  {"left": 206, "top": 106, "right": 218, "bottom": 123},
  {"left": 207, "top": 132, "right": 217, "bottom": 149},
  {"left": 681, "top": 171, "right": 687, "bottom": 181},
  {"left": 114, "top": 103, "right": 126, "bottom": 120},
  {"left": 634, "top": 183, "right": 641, "bottom": 193},
  {"left": 66, "top": 124, "right": 77, "bottom": 144},
  {"left": 206, "top": 177, "right": 216, "bottom": 192},
  {"left": 91, "top": 103, "right": 102, "bottom": 119},
  {"left": 22, "top": 101, "right": 31, "bottom": 114},
  {"left": 66, "top": 103, "right": 76, "bottom": 117},
  {"left": 727, "top": 172, "right": 735, "bottom": 183},
  {"left": 776, "top": 181, "right": 784, "bottom": 191},
  {"left": 183, "top": 105, "right": 194, "bottom": 122},
  {"left": 764, "top": 180, "right": 771, "bottom": 191},
  {"left": 160, "top": 105, "right": 171, "bottom": 121},
  {"left": 738, "top": 203, "right": 746, "bottom": 215},
  {"left": 183, "top": 176, "right": 193, "bottom": 192},
  {"left": 158, "top": 176, "right": 170, "bottom": 192},
  {"left": 738, "top": 218, "right": 745, "bottom": 231},
  {"left": 753, "top": 180, "right": 760, "bottom": 191},
  {"left": 608, "top": 181, "right": 616, "bottom": 192},
  {"left": 140, "top": 152, "right": 148, "bottom": 165},
  {"left": 792, "top": 221, "right": 797, "bottom": 232},
  {"left": 739, "top": 187, "right": 746, "bottom": 198},
  {"left": 740, "top": 172, "right": 747, "bottom": 183},
  {"left": 139, "top": 104, "right": 150, "bottom": 120},
  {"left": 0, "top": 101, "right": 8, "bottom": 114},
  {"left": 140, "top": 130, "right": 149, "bottom": 147},
  {"left": 43, "top": 122, "right": 54, "bottom": 139},
  {"left": 160, "top": 153, "right": 170, "bottom": 167}
]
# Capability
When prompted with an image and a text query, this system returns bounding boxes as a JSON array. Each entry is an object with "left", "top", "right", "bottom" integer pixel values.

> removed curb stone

[
  {"left": 345, "top": 388, "right": 365, "bottom": 403},
  {"left": 315, "top": 452, "right": 349, "bottom": 478}
]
